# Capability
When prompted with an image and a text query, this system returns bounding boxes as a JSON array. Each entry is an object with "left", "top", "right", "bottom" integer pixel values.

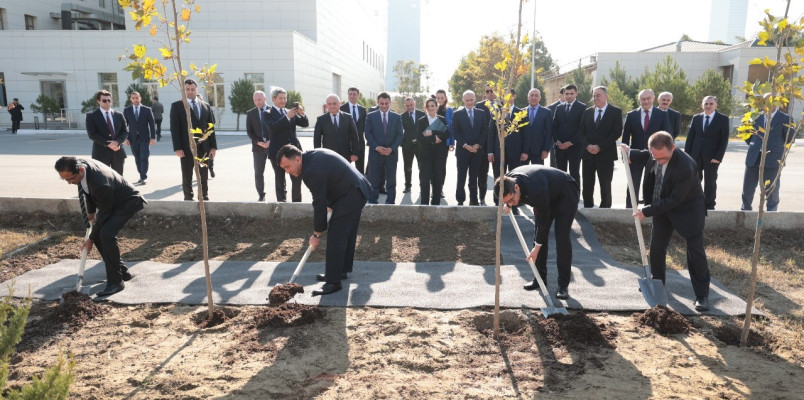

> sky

[{"left": 419, "top": 0, "right": 804, "bottom": 91}]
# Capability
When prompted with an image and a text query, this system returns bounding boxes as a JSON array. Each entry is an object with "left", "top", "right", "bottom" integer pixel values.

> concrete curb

[{"left": 1, "top": 197, "right": 801, "bottom": 229}]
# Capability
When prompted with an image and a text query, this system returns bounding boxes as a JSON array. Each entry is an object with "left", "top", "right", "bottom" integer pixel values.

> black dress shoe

[
  {"left": 523, "top": 278, "right": 540, "bottom": 291},
  {"left": 469, "top": 201, "right": 480, "bottom": 206},
  {"left": 457, "top": 202, "right": 464, "bottom": 206},
  {"left": 316, "top": 273, "right": 347, "bottom": 282},
  {"left": 203, "top": 196, "right": 209, "bottom": 201},
  {"left": 312, "top": 282, "right": 342, "bottom": 296},
  {"left": 210, "top": 169, "right": 216, "bottom": 178},
  {"left": 555, "top": 287, "right": 569, "bottom": 299},
  {"left": 121, "top": 271, "right": 133, "bottom": 281},
  {"left": 694, "top": 296, "right": 710, "bottom": 311},
  {"left": 96, "top": 282, "right": 125, "bottom": 297},
  {"left": 258, "top": 194, "right": 265, "bottom": 202}
]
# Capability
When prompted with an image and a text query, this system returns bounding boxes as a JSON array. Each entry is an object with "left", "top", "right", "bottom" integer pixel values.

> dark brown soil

[
  {"left": 635, "top": 305, "right": 692, "bottom": 334},
  {"left": 712, "top": 322, "right": 772, "bottom": 348},
  {"left": 16, "top": 292, "right": 106, "bottom": 354},
  {"left": 268, "top": 283, "right": 304, "bottom": 305},
  {"left": 537, "top": 312, "right": 617, "bottom": 349},
  {"left": 55, "top": 291, "right": 105, "bottom": 324},
  {"left": 192, "top": 307, "right": 238, "bottom": 329},
  {"left": 255, "top": 303, "right": 325, "bottom": 328}
]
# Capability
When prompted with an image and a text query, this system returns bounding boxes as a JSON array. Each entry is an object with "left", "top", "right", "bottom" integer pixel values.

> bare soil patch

[
  {"left": 268, "top": 283, "right": 304, "bottom": 305},
  {"left": 635, "top": 305, "right": 692, "bottom": 334}
]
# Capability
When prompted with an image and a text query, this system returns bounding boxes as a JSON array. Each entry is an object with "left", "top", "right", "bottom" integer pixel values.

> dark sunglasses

[{"left": 100, "top": 99, "right": 112, "bottom": 103}]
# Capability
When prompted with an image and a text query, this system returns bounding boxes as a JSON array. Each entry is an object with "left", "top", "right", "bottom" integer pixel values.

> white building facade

[{"left": 0, "top": 0, "right": 387, "bottom": 130}]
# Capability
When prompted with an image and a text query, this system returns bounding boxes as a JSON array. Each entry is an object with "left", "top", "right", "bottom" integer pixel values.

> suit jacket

[
  {"left": 416, "top": 114, "right": 450, "bottom": 160},
  {"left": 746, "top": 111, "right": 793, "bottom": 168},
  {"left": 86, "top": 108, "right": 128, "bottom": 163},
  {"left": 364, "top": 109, "right": 403, "bottom": 150},
  {"left": 578, "top": 104, "right": 623, "bottom": 161},
  {"left": 265, "top": 106, "right": 307, "bottom": 159},
  {"left": 685, "top": 111, "right": 729, "bottom": 164},
  {"left": 522, "top": 105, "right": 553, "bottom": 157},
  {"left": 170, "top": 99, "right": 217, "bottom": 156},
  {"left": 451, "top": 107, "right": 489, "bottom": 150},
  {"left": 622, "top": 106, "right": 671, "bottom": 150},
  {"left": 80, "top": 158, "right": 145, "bottom": 239},
  {"left": 151, "top": 101, "right": 164, "bottom": 120},
  {"left": 487, "top": 106, "right": 526, "bottom": 163},
  {"left": 8, "top": 103, "right": 24, "bottom": 121},
  {"left": 552, "top": 100, "right": 586, "bottom": 145},
  {"left": 123, "top": 105, "right": 156, "bottom": 141},
  {"left": 506, "top": 165, "right": 577, "bottom": 245},
  {"left": 341, "top": 102, "right": 367, "bottom": 146},
  {"left": 665, "top": 108, "right": 681, "bottom": 138},
  {"left": 246, "top": 106, "right": 269, "bottom": 153},
  {"left": 547, "top": 100, "right": 562, "bottom": 117},
  {"left": 313, "top": 111, "right": 360, "bottom": 160},
  {"left": 631, "top": 148, "right": 705, "bottom": 238},
  {"left": 401, "top": 109, "right": 424, "bottom": 152},
  {"left": 301, "top": 148, "right": 372, "bottom": 232}
]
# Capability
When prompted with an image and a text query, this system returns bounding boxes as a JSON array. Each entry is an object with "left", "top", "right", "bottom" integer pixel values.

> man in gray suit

[
  {"left": 123, "top": 91, "right": 156, "bottom": 185},
  {"left": 245, "top": 90, "right": 270, "bottom": 201},
  {"left": 55, "top": 156, "right": 146, "bottom": 299},
  {"left": 741, "top": 102, "right": 793, "bottom": 211},
  {"left": 151, "top": 96, "right": 164, "bottom": 141}
]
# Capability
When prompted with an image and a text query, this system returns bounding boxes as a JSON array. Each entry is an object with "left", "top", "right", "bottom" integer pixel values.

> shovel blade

[
  {"left": 638, "top": 278, "right": 668, "bottom": 307},
  {"left": 540, "top": 306, "right": 570, "bottom": 318}
]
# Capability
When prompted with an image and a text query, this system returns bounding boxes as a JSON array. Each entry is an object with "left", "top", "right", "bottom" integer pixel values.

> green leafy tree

[
  {"left": 513, "top": 74, "right": 546, "bottom": 108},
  {"left": 736, "top": 3, "right": 802, "bottom": 347},
  {"left": 640, "top": 55, "right": 695, "bottom": 117},
  {"left": 1, "top": 293, "right": 75, "bottom": 398},
  {"left": 228, "top": 78, "right": 254, "bottom": 131},
  {"left": 80, "top": 97, "right": 97, "bottom": 114},
  {"left": 601, "top": 60, "right": 641, "bottom": 104},
  {"left": 286, "top": 90, "right": 304, "bottom": 109},
  {"left": 605, "top": 81, "right": 634, "bottom": 112},
  {"left": 124, "top": 82, "right": 153, "bottom": 107},
  {"left": 393, "top": 60, "right": 429, "bottom": 97},
  {"left": 119, "top": 0, "right": 218, "bottom": 319},
  {"left": 566, "top": 65, "right": 593, "bottom": 104},
  {"left": 357, "top": 93, "right": 375, "bottom": 109},
  {"left": 30, "top": 94, "right": 61, "bottom": 129},
  {"left": 690, "top": 69, "right": 735, "bottom": 116}
]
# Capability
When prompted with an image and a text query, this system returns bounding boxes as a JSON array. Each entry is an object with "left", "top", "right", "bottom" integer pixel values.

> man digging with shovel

[{"left": 278, "top": 144, "right": 372, "bottom": 296}]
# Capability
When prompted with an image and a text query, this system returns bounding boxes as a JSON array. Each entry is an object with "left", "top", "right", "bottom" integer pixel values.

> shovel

[
  {"left": 60, "top": 222, "right": 93, "bottom": 303},
  {"left": 287, "top": 211, "right": 332, "bottom": 284},
  {"left": 620, "top": 146, "right": 668, "bottom": 307},
  {"left": 507, "top": 211, "right": 569, "bottom": 317}
]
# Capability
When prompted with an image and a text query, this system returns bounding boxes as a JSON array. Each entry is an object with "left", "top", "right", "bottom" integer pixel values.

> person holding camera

[
  {"left": 264, "top": 87, "right": 308, "bottom": 202},
  {"left": 8, "top": 98, "right": 24, "bottom": 134}
]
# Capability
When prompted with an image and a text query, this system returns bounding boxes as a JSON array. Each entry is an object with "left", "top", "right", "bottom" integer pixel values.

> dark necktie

[
  {"left": 77, "top": 184, "right": 90, "bottom": 228},
  {"left": 382, "top": 112, "right": 388, "bottom": 134},
  {"left": 529, "top": 107, "right": 535, "bottom": 123},
  {"left": 565, "top": 103, "right": 570, "bottom": 114},
  {"left": 595, "top": 109, "right": 602, "bottom": 126},
  {"left": 135, "top": 106, "right": 139, "bottom": 121},
  {"left": 281, "top": 108, "right": 286, "bottom": 117},
  {"left": 653, "top": 164, "right": 663, "bottom": 203},
  {"left": 704, "top": 115, "right": 710, "bottom": 130},
  {"left": 468, "top": 109, "right": 474, "bottom": 128},
  {"left": 352, "top": 105, "right": 357, "bottom": 120},
  {"left": 260, "top": 108, "right": 267, "bottom": 140},
  {"left": 333, "top": 114, "right": 338, "bottom": 128},
  {"left": 105, "top": 111, "right": 114, "bottom": 138},
  {"left": 191, "top": 100, "right": 199, "bottom": 120},
  {"left": 644, "top": 110, "right": 650, "bottom": 131}
]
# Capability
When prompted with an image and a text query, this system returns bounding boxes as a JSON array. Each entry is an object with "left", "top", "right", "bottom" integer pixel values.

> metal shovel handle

[
  {"left": 507, "top": 211, "right": 560, "bottom": 310},
  {"left": 620, "top": 146, "right": 650, "bottom": 273},
  {"left": 287, "top": 211, "right": 332, "bottom": 284},
  {"left": 75, "top": 223, "right": 93, "bottom": 292}
]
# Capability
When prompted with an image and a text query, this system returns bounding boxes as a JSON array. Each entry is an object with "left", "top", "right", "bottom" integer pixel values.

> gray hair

[
  {"left": 638, "top": 89, "right": 655, "bottom": 98},
  {"left": 658, "top": 91, "right": 673, "bottom": 100},
  {"left": 462, "top": 90, "right": 476, "bottom": 98},
  {"left": 270, "top": 87, "right": 287, "bottom": 99},
  {"left": 253, "top": 90, "right": 266, "bottom": 98},
  {"left": 593, "top": 86, "right": 608, "bottom": 95}
]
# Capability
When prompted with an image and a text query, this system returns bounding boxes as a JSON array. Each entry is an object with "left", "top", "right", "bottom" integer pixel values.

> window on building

[
  {"left": 0, "top": 72, "right": 7, "bottom": 107},
  {"left": 41, "top": 80, "right": 66, "bottom": 112},
  {"left": 332, "top": 73, "right": 341, "bottom": 97},
  {"left": 99, "top": 0, "right": 106, "bottom": 8},
  {"left": 99, "top": 73, "right": 119, "bottom": 107},
  {"left": 25, "top": 14, "right": 36, "bottom": 30},
  {"left": 204, "top": 75, "right": 225, "bottom": 108},
  {"left": 244, "top": 73, "right": 264, "bottom": 92},
  {"left": 141, "top": 80, "right": 159, "bottom": 103},
  {"left": 0, "top": 9, "right": 7, "bottom": 30}
]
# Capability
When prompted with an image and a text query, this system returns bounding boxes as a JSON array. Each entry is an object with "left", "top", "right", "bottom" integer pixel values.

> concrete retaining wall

[{"left": 0, "top": 197, "right": 801, "bottom": 229}]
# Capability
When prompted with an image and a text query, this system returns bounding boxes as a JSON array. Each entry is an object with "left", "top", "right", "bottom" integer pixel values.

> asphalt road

[{"left": 1, "top": 131, "right": 802, "bottom": 212}]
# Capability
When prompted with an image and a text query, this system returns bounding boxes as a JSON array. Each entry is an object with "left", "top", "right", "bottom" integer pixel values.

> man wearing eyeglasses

[
  {"left": 86, "top": 90, "right": 128, "bottom": 175},
  {"left": 55, "top": 156, "right": 146, "bottom": 299},
  {"left": 622, "top": 131, "right": 711, "bottom": 311}
]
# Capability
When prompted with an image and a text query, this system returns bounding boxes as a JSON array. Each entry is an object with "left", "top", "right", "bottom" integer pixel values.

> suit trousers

[
  {"left": 741, "top": 166, "right": 780, "bottom": 211},
  {"left": 478, "top": 156, "right": 490, "bottom": 203},
  {"left": 625, "top": 157, "right": 647, "bottom": 208},
  {"left": 367, "top": 151, "right": 398, "bottom": 204},
  {"left": 355, "top": 141, "right": 366, "bottom": 174},
  {"left": 96, "top": 151, "right": 125, "bottom": 177},
  {"left": 582, "top": 156, "right": 614, "bottom": 208},
  {"left": 270, "top": 156, "right": 302, "bottom": 202},
  {"left": 529, "top": 155, "right": 545, "bottom": 166},
  {"left": 155, "top": 119, "right": 163, "bottom": 139},
  {"left": 89, "top": 199, "right": 142, "bottom": 284},
  {"left": 12, "top": 119, "right": 21, "bottom": 133},
  {"left": 555, "top": 145, "right": 581, "bottom": 189},
  {"left": 180, "top": 154, "right": 209, "bottom": 200},
  {"left": 696, "top": 161, "right": 720, "bottom": 209},
  {"left": 129, "top": 135, "right": 151, "bottom": 180},
  {"left": 455, "top": 148, "right": 483, "bottom": 204},
  {"left": 417, "top": 148, "right": 447, "bottom": 205},
  {"left": 649, "top": 214, "right": 710, "bottom": 298},
  {"left": 549, "top": 146, "right": 556, "bottom": 168},
  {"left": 324, "top": 188, "right": 366, "bottom": 283},
  {"left": 252, "top": 151, "right": 269, "bottom": 197},
  {"left": 533, "top": 181, "right": 579, "bottom": 289},
  {"left": 402, "top": 146, "right": 417, "bottom": 188}
]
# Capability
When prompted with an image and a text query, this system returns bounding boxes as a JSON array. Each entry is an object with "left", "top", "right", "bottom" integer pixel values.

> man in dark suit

[
  {"left": 365, "top": 92, "right": 403, "bottom": 204},
  {"left": 578, "top": 86, "right": 622, "bottom": 208},
  {"left": 657, "top": 92, "right": 681, "bottom": 138},
  {"left": 624, "top": 132, "right": 711, "bottom": 311},
  {"left": 151, "top": 96, "right": 164, "bottom": 141},
  {"left": 546, "top": 87, "right": 565, "bottom": 168},
  {"left": 86, "top": 89, "right": 128, "bottom": 175},
  {"left": 341, "top": 87, "right": 368, "bottom": 174},
  {"left": 495, "top": 165, "right": 579, "bottom": 300},
  {"left": 314, "top": 94, "right": 360, "bottom": 163},
  {"left": 170, "top": 79, "right": 217, "bottom": 201},
  {"left": 452, "top": 90, "right": 490, "bottom": 206},
  {"left": 400, "top": 97, "right": 423, "bottom": 193},
  {"left": 522, "top": 88, "right": 553, "bottom": 167},
  {"left": 684, "top": 95, "right": 730, "bottom": 210},
  {"left": 245, "top": 90, "right": 271, "bottom": 201},
  {"left": 122, "top": 91, "right": 156, "bottom": 185},
  {"left": 278, "top": 145, "right": 372, "bottom": 296},
  {"left": 622, "top": 89, "right": 671, "bottom": 207},
  {"left": 742, "top": 104, "right": 793, "bottom": 211},
  {"left": 265, "top": 87, "right": 307, "bottom": 202},
  {"left": 7, "top": 98, "right": 24, "bottom": 134},
  {"left": 55, "top": 156, "right": 146, "bottom": 299},
  {"left": 474, "top": 85, "right": 500, "bottom": 204},
  {"left": 552, "top": 84, "right": 585, "bottom": 188}
]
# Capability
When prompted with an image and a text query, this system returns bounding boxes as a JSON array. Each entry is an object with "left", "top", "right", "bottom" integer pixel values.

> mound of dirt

[
  {"left": 635, "top": 305, "right": 691, "bottom": 334},
  {"left": 192, "top": 307, "right": 239, "bottom": 329},
  {"left": 538, "top": 312, "right": 617, "bottom": 349},
  {"left": 255, "top": 303, "right": 325, "bottom": 328},
  {"left": 268, "top": 283, "right": 304, "bottom": 305},
  {"left": 712, "top": 322, "right": 771, "bottom": 348},
  {"left": 56, "top": 291, "right": 104, "bottom": 324},
  {"left": 16, "top": 292, "right": 105, "bottom": 354}
]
